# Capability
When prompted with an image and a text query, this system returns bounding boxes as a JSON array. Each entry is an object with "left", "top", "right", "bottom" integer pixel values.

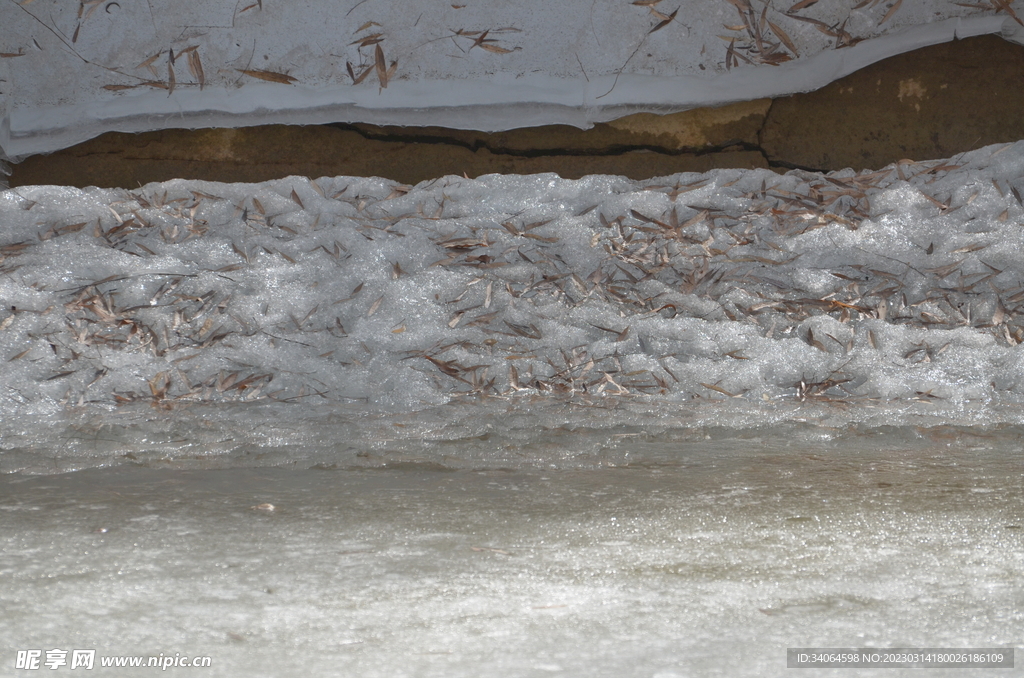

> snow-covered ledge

[{"left": 1, "top": 0, "right": 1022, "bottom": 160}]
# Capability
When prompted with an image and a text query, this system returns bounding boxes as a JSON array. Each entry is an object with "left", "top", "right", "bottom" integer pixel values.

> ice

[
  {"left": 0, "top": 438, "right": 1021, "bottom": 677},
  {"left": 6, "top": 4, "right": 1024, "bottom": 660},
  {"left": 2, "top": 0, "right": 1021, "bottom": 158},
  {"left": 1, "top": 142, "right": 1024, "bottom": 472}
]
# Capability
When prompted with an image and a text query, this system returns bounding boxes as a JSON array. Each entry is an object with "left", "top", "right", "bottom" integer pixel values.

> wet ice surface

[
  {"left": 3, "top": 142, "right": 1024, "bottom": 472},
  {"left": 1, "top": 435, "right": 1022, "bottom": 678}
]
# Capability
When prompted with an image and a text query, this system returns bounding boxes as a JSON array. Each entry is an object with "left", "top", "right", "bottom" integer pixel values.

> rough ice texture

[
  {"left": 1, "top": 0, "right": 1021, "bottom": 157},
  {"left": 3, "top": 141, "right": 1024, "bottom": 472}
]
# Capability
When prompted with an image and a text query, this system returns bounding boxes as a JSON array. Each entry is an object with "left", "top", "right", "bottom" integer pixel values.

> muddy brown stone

[{"left": 760, "top": 35, "right": 1024, "bottom": 171}]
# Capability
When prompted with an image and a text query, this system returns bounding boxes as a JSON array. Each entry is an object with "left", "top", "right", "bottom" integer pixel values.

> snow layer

[
  {"left": 3, "top": 141, "right": 1024, "bottom": 472},
  {"left": 1, "top": 0, "right": 1023, "bottom": 158}
]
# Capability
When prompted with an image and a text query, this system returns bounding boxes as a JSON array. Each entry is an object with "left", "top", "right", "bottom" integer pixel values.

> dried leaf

[
  {"left": 348, "top": 61, "right": 373, "bottom": 85},
  {"left": 237, "top": 69, "right": 298, "bottom": 84},
  {"left": 375, "top": 44, "right": 388, "bottom": 87},
  {"left": 8, "top": 348, "right": 31, "bottom": 361},
  {"left": 700, "top": 382, "right": 737, "bottom": 397},
  {"left": 471, "top": 29, "right": 491, "bottom": 48},
  {"left": 649, "top": 6, "right": 678, "bottom": 33},
  {"left": 785, "top": 13, "right": 837, "bottom": 36},
  {"left": 478, "top": 42, "right": 512, "bottom": 53},
  {"left": 351, "top": 33, "right": 384, "bottom": 47},
  {"left": 993, "top": 0, "right": 1024, "bottom": 27},
  {"left": 767, "top": 20, "right": 799, "bottom": 56},
  {"left": 806, "top": 328, "right": 828, "bottom": 352},
  {"left": 187, "top": 50, "right": 205, "bottom": 89},
  {"left": 879, "top": 0, "right": 903, "bottom": 24}
]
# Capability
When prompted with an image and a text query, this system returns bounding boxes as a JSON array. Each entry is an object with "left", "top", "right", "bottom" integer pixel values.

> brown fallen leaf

[
  {"left": 992, "top": 0, "right": 1024, "bottom": 27},
  {"left": 347, "top": 61, "right": 373, "bottom": 85},
  {"left": 478, "top": 42, "right": 513, "bottom": 53},
  {"left": 700, "top": 382, "right": 738, "bottom": 397},
  {"left": 187, "top": 50, "right": 205, "bottom": 89},
  {"left": 767, "top": 20, "right": 799, "bottom": 56},
  {"left": 237, "top": 69, "right": 298, "bottom": 84},
  {"left": 351, "top": 34, "right": 384, "bottom": 49},
  {"left": 879, "top": 0, "right": 903, "bottom": 24},
  {"left": 649, "top": 6, "right": 678, "bottom": 33},
  {"left": 375, "top": 44, "right": 388, "bottom": 87}
]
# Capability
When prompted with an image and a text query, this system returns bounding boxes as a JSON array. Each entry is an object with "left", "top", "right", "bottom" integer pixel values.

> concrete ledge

[{"left": 7, "top": 36, "right": 1024, "bottom": 188}]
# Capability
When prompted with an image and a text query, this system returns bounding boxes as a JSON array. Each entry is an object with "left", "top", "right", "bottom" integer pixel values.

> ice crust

[
  {"left": 3, "top": 142, "right": 1024, "bottom": 471},
  {"left": 1, "top": 0, "right": 1022, "bottom": 158}
]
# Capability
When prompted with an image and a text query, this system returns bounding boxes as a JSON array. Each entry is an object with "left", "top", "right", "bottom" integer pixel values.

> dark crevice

[
  {"left": 329, "top": 122, "right": 759, "bottom": 161},
  {"left": 765, "top": 157, "right": 829, "bottom": 173},
  {"left": 330, "top": 120, "right": 829, "bottom": 174},
  {"left": 755, "top": 98, "right": 775, "bottom": 169}
]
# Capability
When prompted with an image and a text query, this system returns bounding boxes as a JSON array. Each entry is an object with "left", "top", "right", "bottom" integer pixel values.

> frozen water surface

[
  {"left": 1, "top": 441, "right": 1022, "bottom": 678},
  {"left": 2, "top": 144, "right": 1024, "bottom": 675}
]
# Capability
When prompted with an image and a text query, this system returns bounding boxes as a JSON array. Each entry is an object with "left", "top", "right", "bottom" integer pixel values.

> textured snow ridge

[
  {"left": 2, "top": 0, "right": 1023, "bottom": 157},
  {"left": 2, "top": 140, "right": 1024, "bottom": 434}
]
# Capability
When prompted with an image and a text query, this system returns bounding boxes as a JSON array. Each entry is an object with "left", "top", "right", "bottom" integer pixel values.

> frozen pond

[{"left": 2, "top": 427, "right": 1022, "bottom": 677}]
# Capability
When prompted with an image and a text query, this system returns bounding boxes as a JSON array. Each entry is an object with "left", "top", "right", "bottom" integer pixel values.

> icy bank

[
  {"left": 1, "top": 0, "right": 1023, "bottom": 159},
  {"left": 2, "top": 142, "right": 1024, "bottom": 471}
]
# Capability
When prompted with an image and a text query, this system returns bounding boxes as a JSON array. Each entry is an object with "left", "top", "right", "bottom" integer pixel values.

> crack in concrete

[{"left": 333, "top": 120, "right": 828, "bottom": 173}]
